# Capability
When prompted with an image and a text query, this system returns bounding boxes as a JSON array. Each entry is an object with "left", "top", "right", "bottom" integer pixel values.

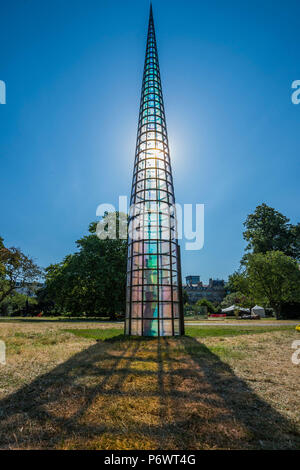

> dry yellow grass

[{"left": 0, "top": 322, "right": 299, "bottom": 449}]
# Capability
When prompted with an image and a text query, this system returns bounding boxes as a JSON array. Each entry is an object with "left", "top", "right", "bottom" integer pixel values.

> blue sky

[{"left": 0, "top": 0, "right": 299, "bottom": 283}]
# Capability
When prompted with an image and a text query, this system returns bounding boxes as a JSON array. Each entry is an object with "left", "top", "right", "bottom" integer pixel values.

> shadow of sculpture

[{"left": 0, "top": 334, "right": 298, "bottom": 449}]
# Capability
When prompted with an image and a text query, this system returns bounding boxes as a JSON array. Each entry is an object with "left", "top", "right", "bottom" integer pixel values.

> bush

[
  {"left": 221, "top": 292, "right": 252, "bottom": 309},
  {"left": 195, "top": 299, "right": 216, "bottom": 314},
  {"left": 0, "top": 292, "right": 38, "bottom": 317}
]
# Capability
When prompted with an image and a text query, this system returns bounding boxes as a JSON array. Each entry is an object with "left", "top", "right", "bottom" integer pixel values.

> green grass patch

[
  {"left": 0, "top": 316, "right": 120, "bottom": 323},
  {"left": 65, "top": 328, "right": 123, "bottom": 341},
  {"left": 66, "top": 324, "right": 294, "bottom": 342},
  {"left": 185, "top": 325, "right": 294, "bottom": 337}
]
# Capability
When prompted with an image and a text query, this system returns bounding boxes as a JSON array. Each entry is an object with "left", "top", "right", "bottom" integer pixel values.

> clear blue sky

[{"left": 1, "top": 0, "right": 299, "bottom": 283}]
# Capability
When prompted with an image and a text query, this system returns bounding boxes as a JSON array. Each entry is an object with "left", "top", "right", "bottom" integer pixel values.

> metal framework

[{"left": 125, "top": 5, "right": 184, "bottom": 336}]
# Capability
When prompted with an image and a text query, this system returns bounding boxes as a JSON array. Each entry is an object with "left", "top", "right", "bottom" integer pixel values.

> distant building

[
  {"left": 183, "top": 276, "right": 226, "bottom": 304},
  {"left": 186, "top": 275, "right": 200, "bottom": 287}
]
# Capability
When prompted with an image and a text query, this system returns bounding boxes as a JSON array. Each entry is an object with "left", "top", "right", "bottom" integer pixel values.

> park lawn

[
  {"left": 65, "top": 324, "right": 295, "bottom": 341},
  {"left": 0, "top": 321, "right": 299, "bottom": 450},
  {"left": 184, "top": 317, "right": 298, "bottom": 323},
  {"left": 0, "top": 316, "right": 120, "bottom": 323}
]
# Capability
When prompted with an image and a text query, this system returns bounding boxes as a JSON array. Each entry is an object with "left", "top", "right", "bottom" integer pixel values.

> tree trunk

[
  {"left": 109, "top": 310, "right": 116, "bottom": 321},
  {"left": 272, "top": 302, "right": 282, "bottom": 320}
]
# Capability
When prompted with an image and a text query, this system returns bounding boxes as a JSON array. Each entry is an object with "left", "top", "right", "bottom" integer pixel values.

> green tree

[
  {"left": 220, "top": 291, "right": 252, "bottom": 309},
  {"left": 227, "top": 271, "right": 250, "bottom": 295},
  {"left": 243, "top": 203, "right": 300, "bottom": 260},
  {"left": 246, "top": 251, "right": 300, "bottom": 318},
  {"left": 195, "top": 298, "right": 216, "bottom": 314},
  {"left": 182, "top": 289, "right": 189, "bottom": 304},
  {"left": 0, "top": 292, "right": 38, "bottom": 316},
  {"left": 0, "top": 237, "right": 41, "bottom": 305},
  {"left": 41, "top": 214, "right": 127, "bottom": 319}
]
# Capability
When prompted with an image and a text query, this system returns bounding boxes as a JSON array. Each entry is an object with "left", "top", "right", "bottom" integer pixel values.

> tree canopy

[
  {"left": 246, "top": 251, "right": 300, "bottom": 318},
  {"left": 0, "top": 237, "right": 41, "bottom": 304},
  {"left": 40, "top": 214, "right": 127, "bottom": 319},
  {"left": 220, "top": 291, "right": 252, "bottom": 309},
  {"left": 243, "top": 203, "right": 300, "bottom": 260},
  {"left": 225, "top": 204, "right": 300, "bottom": 317},
  {"left": 195, "top": 298, "right": 216, "bottom": 313}
]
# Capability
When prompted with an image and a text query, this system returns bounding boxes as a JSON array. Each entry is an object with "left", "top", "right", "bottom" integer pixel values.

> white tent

[
  {"left": 221, "top": 305, "right": 236, "bottom": 313},
  {"left": 251, "top": 305, "right": 265, "bottom": 317},
  {"left": 221, "top": 305, "right": 250, "bottom": 313}
]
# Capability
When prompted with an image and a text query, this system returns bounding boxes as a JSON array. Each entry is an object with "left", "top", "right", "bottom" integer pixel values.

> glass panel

[
  {"left": 158, "top": 241, "right": 170, "bottom": 254},
  {"left": 159, "top": 269, "right": 171, "bottom": 285},
  {"left": 132, "top": 270, "right": 142, "bottom": 285},
  {"left": 148, "top": 227, "right": 159, "bottom": 239},
  {"left": 145, "top": 190, "right": 156, "bottom": 200},
  {"left": 133, "top": 241, "right": 143, "bottom": 255},
  {"left": 144, "top": 253, "right": 158, "bottom": 269},
  {"left": 137, "top": 170, "right": 145, "bottom": 180},
  {"left": 143, "top": 285, "right": 158, "bottom": 301},
  {"left": 145, "top": 179, "right": 157, "bottom": 190},
  {"left": 171, "top": 271, "right": 178, "bottom": 285},
  {"left": 143, "top": 269, "right": 158, "bottom": 284},
  {"left": 173, "top": 303, "right": 180, "bottom": 318},
  {"left": 157, "top": 169, "right": 167, "bottom": 179},
  {"left": 144, "top": 241, "right": 157, "bottom": 254},
  {"left": 160, "top": 302, "right": 172, "bottom": 318},
  {"left": 159, "top": 286, "right": 172, "bottom": 301},
  {"left": 157, "top": 190, "right": 168, "bottom": 202},
  {"left": 131, "top": 319, "right": 142, "bottom": 336},
  {"left": 136, "top": 180, "right": 145, "bottom": 190},
  {"left": 132, "top": 255, "right": 143, "bottom": 270},
  {"left": 146, "top": 169, "right": 156, "bottom": 178},
  {"left": 131, "top": 302, "right": 142, "bottom": 318},
  {"left": 170, "top": 243, "right": 177, "bottom": 255},
  {"left": 159, "top": 214, "right": 171, "bottom": 226},
  {"left": 158, "top": 255, "right": 170, "bottom": 269},
  {"left": 172, "top": 288, "right": 179, "bottom": 302},
  {"left": 144, "top": 212, "right": 157, "bottom": 224},
  {"left": 174, "top": 319, "right": 180, "bottom": 336},
  {"left": 159, "top": 320, "right": 172, "bottom": 336},
  {"left": 143, "top": 319, "right": 158, "bottom": 336},
  {"left": 132, "top": 286, "right": 142, "bottom": 301},
  {"left": 143, "top": 300, "right": 159, "bottom": 318},
  {"left": 159, "top": 226, "right": 171, "bottom": 240}
]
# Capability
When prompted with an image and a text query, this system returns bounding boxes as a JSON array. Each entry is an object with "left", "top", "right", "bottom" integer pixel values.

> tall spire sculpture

[{"left": 125, "top": 5, "right": 184, "bottom": 336}]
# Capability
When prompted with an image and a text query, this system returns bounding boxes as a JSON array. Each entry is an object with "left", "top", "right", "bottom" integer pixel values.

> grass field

[
  {"left": 65, "top": 324, "right": 295, "bottom": 340},
  {"left": 0, "top": 321, "right": 299, "bottom": 449}
]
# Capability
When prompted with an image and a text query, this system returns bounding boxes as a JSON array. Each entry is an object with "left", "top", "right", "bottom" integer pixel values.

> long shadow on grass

[
  {"left": 0, "top": 335, "right": 299, "bottom": 449},
  {"left": 163, "top": 336, "right": 300, "bottom": 449}
]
